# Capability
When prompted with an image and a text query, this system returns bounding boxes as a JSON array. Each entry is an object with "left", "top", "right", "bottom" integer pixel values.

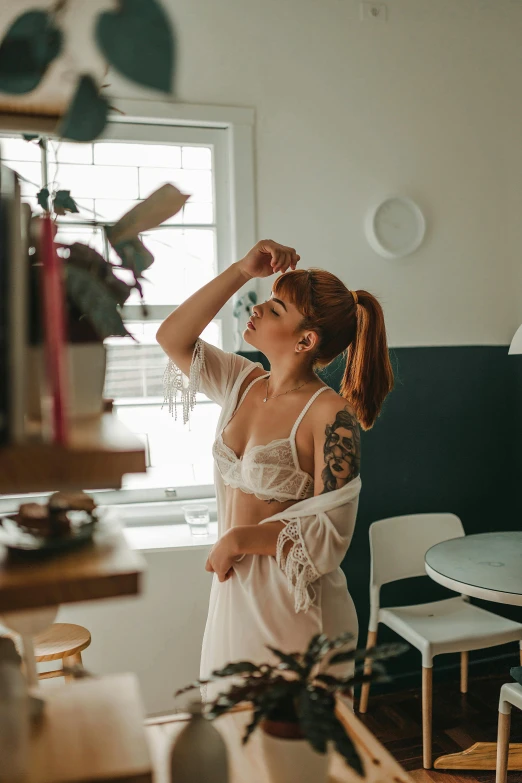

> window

[{"left": 0, "top": 105, "right": 255, "bottom": 510}]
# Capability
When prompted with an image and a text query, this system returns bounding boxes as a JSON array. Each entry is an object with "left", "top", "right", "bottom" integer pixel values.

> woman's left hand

[{"left": 205, "top": 529, "right": 239, "bottom": 582}]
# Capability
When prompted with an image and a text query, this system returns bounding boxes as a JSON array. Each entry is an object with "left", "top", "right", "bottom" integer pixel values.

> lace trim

[
  {"left": 276, "top": 520, "right": 320, "bottom": 614},
  {"left": 162, "top": 339, "right": 205, "bottom": 425},
  {"left": 218, "top": 477, "right": 312, "bottom": 504},
  {"left": 212, "top": 437, "right": 315, "bottom": 502}
]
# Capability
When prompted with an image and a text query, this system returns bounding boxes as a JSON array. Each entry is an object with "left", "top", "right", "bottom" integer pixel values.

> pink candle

[{"left": 40, "top": 215, "right": 68, "bottom": 444}]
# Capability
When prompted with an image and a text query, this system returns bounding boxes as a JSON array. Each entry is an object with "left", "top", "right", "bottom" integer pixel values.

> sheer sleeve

[
  {"left": 163, "top": 338, "right": 262, "bottom": 423},
  {"left": 275, "top": 503, "right": 358, "bottom": 613}
]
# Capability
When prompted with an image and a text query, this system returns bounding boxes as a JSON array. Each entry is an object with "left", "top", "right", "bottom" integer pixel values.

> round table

[
  {"left": 425, "top": 531, "right": 522, "bottom": 772},
  {"left": 425, "top": 531, "right": 522, "bottom": 607}
]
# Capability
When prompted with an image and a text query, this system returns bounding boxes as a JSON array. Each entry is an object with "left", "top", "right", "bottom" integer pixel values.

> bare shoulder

[
  {"left": 236, "top": 365, "right": 268, "bottom": 401},
  {"left": 311, "top": 388, "right": 361, "bottom": 492},
  {"left": 311, "top": 387, "right": 359, "bottom": 431}
]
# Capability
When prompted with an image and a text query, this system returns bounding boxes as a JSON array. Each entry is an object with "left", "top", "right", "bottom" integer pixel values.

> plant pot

[
  {"left": 27, "top": 343, "right": 107, "bottom": 421},
  {"left": 259, "top": 721, "right": 330, "bottom": 783}
]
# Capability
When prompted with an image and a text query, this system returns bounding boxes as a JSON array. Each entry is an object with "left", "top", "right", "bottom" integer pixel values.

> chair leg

[
  {"left": 358, "top": 629, "right": 377, "bottom": 714},
  {"left": 496, "top": 709, "right": 511, "bottom": 783},
  {"left": 460, "top": 651, "right": 468, "bottom": 694},
  {"left": 62, "top": 651, "right": 83, "bottom": 682},
  {"left": 422, "top": 666, "right": 433, "bottom": 769},
  {"left": 519, "top": 643, "right": 522, "bottom": 666}
]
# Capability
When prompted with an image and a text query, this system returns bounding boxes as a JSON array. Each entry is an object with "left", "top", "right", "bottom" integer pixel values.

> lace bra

[{"left": 212, "top": 374, "right": 329, "bottom": 503}]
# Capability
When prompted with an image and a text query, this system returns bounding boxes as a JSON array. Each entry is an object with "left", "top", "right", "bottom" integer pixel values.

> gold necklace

[{"left": 263, "top": 376, "right": 310, "bottom": 403}]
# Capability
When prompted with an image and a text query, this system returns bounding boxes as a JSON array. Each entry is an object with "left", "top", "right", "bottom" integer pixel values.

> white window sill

[
  {"left": 123, "top": 522, "right": 218, "bottom": 553},
  {"left": 106, "top": 498, "right": 217, "bottom": 527}
]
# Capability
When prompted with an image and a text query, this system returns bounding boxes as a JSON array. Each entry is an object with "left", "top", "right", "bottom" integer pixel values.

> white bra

[{"left": 212, "top": 374, "right": 329, "bottom": 503}]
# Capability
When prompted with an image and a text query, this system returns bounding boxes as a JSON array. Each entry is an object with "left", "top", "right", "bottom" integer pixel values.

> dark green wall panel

[{"left": 239, "top": 347, "right": 522, "bottom": 685}]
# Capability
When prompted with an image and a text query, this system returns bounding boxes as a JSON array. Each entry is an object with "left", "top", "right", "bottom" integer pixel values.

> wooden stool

[
  {"left": 28, "top": 622, "right": 91, "bottom": 682},
  {"left": 2, "top": 622, "right": 91, "bottom": 681}
]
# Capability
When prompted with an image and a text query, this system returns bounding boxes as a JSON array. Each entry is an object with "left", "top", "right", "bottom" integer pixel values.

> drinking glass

[{"left": 183, "top": 505, "right": 210, "bottom": 536}]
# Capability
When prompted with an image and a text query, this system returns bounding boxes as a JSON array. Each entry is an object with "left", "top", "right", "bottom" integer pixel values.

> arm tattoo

[{"left": 320, "top": 406, "right": 360, "bottom": 493}]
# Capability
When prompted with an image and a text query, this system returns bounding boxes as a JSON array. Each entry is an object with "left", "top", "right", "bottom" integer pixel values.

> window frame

[{"left": 0, "top": 101, "right": 257, "bottom": 513}]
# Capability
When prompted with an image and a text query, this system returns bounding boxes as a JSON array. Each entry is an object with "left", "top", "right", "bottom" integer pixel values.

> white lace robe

[{"left": 164, "top": 339, "right": 361, "bottom": 687}]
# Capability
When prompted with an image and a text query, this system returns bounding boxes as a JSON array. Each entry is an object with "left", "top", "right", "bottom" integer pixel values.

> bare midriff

[{"left": 224, "top": 485, "right": 300, "bottom": 531}]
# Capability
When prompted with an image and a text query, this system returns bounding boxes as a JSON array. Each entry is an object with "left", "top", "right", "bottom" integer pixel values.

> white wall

[
  {"left": 58, "top": 546, "right": 214, "bottom": 715},
  {"left": 5, "top": 0, "right": 521, "bottom": 345},
  {"left": 114, "top": 0, "right": 522, "bottom": 348}
]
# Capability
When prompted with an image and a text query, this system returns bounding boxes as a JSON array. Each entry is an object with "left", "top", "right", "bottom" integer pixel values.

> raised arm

[
  {"left": 156, "top": 262, "right": 251, "bottom": 377},
  {"left": 156, "top": 240, "right": 300, "bottom": 376}
]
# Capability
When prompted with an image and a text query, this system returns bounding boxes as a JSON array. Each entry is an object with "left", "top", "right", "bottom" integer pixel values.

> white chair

[
  {"left": 358, "top": 513, "right": 522, "bottom": 769},
  {"left": 496, "top": 682, "right": 522, "bottom": 783}
]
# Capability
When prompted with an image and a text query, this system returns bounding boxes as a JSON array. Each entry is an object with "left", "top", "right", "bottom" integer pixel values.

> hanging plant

[
  {"left": 37, "top": 187, "right": 50, "bottom": 212},
  {"left": 59, "top": 75, "right": 110, "bottom": 143},
  {"left": 53, "top": 190, "right": 79, "bottom": 216},
  {"left": 96, "top": 0, "right": 174, "bottom": 94},
  {"left": 0, "top": 10, "right": 62, "bottom": 94},
  {"left": 0, "top": 1, "right": 175, "bottom": 141},
  {"left": 36, "top": 187, "right": 79, "bottom": 216}
]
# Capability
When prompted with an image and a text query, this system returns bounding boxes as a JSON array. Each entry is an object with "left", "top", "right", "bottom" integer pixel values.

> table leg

[{"left": 434, "top": 742, "right": 522, "bottom": 771}]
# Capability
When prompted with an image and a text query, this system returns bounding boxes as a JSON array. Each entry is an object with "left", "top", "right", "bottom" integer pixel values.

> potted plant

[
  {"left": 175, "top": 633, "right": 406, "bottom": 783},
  {"left": 26, "top": 182, "right": 188, "bottom": 419},
  {"left": 0, "top": 0, "right": 178, "bottom": 421}
]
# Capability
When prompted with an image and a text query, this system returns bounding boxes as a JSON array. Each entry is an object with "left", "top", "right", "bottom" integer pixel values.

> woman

[{"left": 157, "top": 239, "right": 393, "bottom": 688}]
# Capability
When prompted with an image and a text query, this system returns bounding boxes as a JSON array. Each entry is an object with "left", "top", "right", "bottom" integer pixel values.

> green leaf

[
  {"left": 59, "top": 75, "right": 109, "bottom": 142},
  {"left": 331, "top": 718, "right": 364, "bottom": 777},
  {"left": 314, "top": 673, "right": 342, "bottom": 689},
  {"left": 296, "top": 689, "right": 330, "bottom": 754},
  {"left": 96, "top": 0, "right": 174, "bottom": 93},
  {"left": 305, "top": 632, "right": 355, "bottom": 668},
  {"left": 242, "top": 709, "right": 263, "bottom": 744},
  {"left": 0, "top": 11, "right": 62, "bottom": 94},
  {"left": 110, "top": 236, "right": 154, "bottom": 277},
  {"left": 211, "top": 661, "right": 260, "bottom": 677},
  {"left": 247, "top": 290, "right": 257, "bottom": 304},
  {"left": 266, "top": 646, "right": 305, "bottom": 675},
  {"left": 53, "top": 190, "right": 79, "bottom": 216},
  {"left": 37, "top": 187, "right": 50, "bottom": 211},
  {"left": 22, "top": 134, "right": 39, "bottom": 141},
  {"left": 345, "top": 642, "right": 408, "bottom": 665},
  {"left": 67, "top": 243, "right": 133, "bottom": 307},
  {"left": 65, "top": 265, "right": 129, "bottom": 340},
  {"left": 329, "top": 650, "right": 358, "bottom": 666}
]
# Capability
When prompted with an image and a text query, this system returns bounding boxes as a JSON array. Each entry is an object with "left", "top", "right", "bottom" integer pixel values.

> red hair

[{"left": 272, "top": 268, "right": 394, "bottom": 430}]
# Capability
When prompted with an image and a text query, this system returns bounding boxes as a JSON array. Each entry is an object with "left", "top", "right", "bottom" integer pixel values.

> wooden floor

[{"left": 357, "top": 671, "right": 522, "bottom": 783}]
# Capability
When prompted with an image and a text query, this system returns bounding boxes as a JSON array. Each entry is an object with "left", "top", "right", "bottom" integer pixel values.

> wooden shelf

[
  {"left": 28, "top": 674, "right": 152, "bottom": 783},
  {"left": 0, "top": 527, "right": 144, "bottom": 612},
  {"left": 0, "top": 414, "right": 146, "bottom": 493}
]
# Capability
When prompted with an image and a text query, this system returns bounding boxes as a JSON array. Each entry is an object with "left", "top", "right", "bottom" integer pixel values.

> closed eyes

[{"left": 264, "top": 299, "right": 280, "bottom": 316}]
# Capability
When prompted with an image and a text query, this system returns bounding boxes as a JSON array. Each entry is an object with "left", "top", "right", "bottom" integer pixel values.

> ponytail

[
  {"left": 273, "top": 270, "right": 394, "bottom": 430},
  {"left": 341, "top": 290, "right": 394, "bottom": 430}
]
